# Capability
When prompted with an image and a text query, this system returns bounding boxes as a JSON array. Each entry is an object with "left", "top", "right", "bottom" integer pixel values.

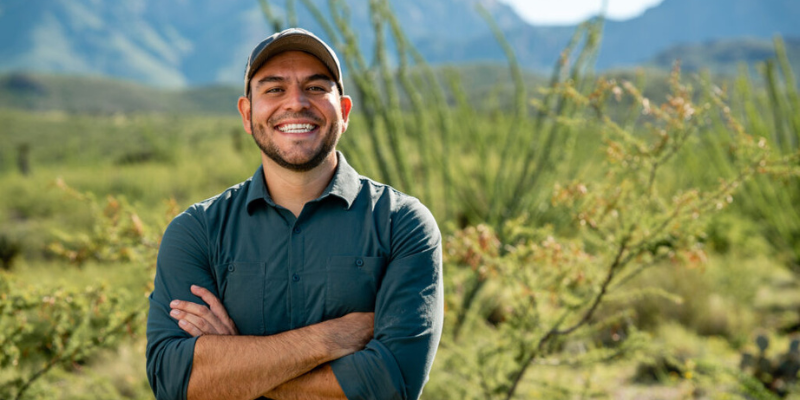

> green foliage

[
  {"left": 0, "top": 185, "right": 163, "bottom": 399},
  {"left": 421, "top": 38, "right": 788, "bottom": 400},
  {"left": 688, "top": 37, "right": 800, "bottom": 268},
  {"left": 45, "top": 180, "right": 163, "bottom": 266},
  {"left": 0, "top": 276, "right": 147, "bottom": 400},
  {"left": 627, "top": 253, "right": 772, "bottom": 345}
]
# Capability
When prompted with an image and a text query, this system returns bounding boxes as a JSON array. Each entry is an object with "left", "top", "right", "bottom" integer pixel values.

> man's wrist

[
  {"left": 309, "top": 312, "right": 374, "bottom": 362},
  {"left": 310, "top": 318, "right": 351, "bottom": 362}
]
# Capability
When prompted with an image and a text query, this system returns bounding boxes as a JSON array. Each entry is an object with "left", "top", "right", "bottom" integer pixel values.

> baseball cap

[{"left": 243, "top": 28, "right": 344, "bottom": 96}]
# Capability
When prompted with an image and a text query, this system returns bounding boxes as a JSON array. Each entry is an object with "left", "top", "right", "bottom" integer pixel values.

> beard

[{"left": 250, "top": 110, "right": 341, "bottom": 172}]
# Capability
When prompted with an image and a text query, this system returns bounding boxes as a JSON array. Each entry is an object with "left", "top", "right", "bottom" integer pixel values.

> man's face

[{"left": 239, "top": 51, "right": 351, "bottom": 172}]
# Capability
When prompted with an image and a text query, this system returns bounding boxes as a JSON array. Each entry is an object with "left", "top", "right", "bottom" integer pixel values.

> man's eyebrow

[
  {"left": 306, "top": 73, "right": 335, "bottom": 84},
  {"left": 255, "top": 76, "right": 285, "bottom": 87}
]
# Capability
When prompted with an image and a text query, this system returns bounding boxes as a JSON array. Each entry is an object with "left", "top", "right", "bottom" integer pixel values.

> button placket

[{"left": 288, "top": 221, "right": 305, "bottom": 328}]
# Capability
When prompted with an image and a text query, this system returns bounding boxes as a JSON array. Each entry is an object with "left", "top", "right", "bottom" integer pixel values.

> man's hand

[{"left": 170, "top": 285, "right": 238, "bottom": 336}]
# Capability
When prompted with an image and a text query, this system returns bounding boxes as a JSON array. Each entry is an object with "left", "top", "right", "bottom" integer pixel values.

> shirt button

[
  {"left": 228, "top": 264, "right": 235, "bottom": 272},
  {"left": 293, "top": 227, "right": 301, "bottom": 234},
  {"left": 355, "top": 258, "right": 364, "bottom": 267},
  {"left": 292, "top": 274, "right": 300, "bottom": 282}
]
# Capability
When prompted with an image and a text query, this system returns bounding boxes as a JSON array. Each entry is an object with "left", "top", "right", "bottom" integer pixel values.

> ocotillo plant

[{"left": 691, "top": 37, "right": 800, "bottom": 269}]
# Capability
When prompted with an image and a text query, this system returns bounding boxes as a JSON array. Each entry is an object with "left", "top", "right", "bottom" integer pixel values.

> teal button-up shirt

[{"left": 146, "top": 152, "right": 443, "bottom": 400}]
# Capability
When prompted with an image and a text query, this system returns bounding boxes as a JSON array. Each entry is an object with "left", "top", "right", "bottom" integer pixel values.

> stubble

[{"left": 250, "top": 110, "right": 341, "bottom": 172}]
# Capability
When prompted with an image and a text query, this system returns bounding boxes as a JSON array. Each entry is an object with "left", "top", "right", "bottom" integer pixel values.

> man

[{"left": 145, "top": 28, "right": 443, "bottom": 400}]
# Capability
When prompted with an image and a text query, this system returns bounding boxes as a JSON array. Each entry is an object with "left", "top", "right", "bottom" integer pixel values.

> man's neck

[{"left": 261, "top": 152, "right": 338, "bottom": 217}]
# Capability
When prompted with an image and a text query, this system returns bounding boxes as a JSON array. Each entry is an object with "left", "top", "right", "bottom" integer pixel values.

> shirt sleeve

[
  {"left": 146, "top": 207, "right": 217, "bottom": 400},
  {"left": 330, "top": 198, "right": 444, "bottom": 400}
]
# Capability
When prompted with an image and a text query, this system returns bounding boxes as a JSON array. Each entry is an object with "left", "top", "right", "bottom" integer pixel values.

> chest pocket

[
  {"left": 325, "top": 256, "right": 386, "bottom": 319},
  {"left": 219, "top": 262, "right": 265, "bottom": 335}
]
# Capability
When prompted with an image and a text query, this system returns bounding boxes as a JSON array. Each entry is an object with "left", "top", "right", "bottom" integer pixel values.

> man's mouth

[{"left": 276, "top": 123, "right": 317, "bottom": 134}]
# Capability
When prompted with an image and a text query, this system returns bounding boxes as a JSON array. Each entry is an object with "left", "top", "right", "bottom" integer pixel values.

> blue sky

[{"left": 499, "top": 0, "right": 665, "bottom": 25}]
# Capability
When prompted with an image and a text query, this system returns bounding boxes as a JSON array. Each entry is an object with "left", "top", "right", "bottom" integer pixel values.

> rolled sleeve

[
  {"left": 146, "top": 208, "right": 215, "bottom": 400},
  {"left": 331, "top": 200, "right": 444, "bottom": 400}
]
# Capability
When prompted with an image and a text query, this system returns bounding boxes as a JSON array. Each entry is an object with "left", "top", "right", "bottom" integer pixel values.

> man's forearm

[
  {"left": 264, "top": 364, "right": 346, "bottom": 400},
  {"left": 187, "top": 313, "right": 372, "bottom": 400},
  {"left": 188, "top": 325, "right": 329, "bottom": 400}
]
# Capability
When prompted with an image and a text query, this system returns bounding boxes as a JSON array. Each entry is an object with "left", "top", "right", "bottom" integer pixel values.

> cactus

[
  {"left": 741, "top": 335, "right": 800, "bottom": 397},
  {"left": 758, "top": 335, "right": 771, "bottom": 353}
]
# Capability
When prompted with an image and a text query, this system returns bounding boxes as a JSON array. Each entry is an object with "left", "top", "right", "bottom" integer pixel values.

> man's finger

[
  {"left": 191, "top": 285, "right": 238, "bottom": 334},
  {"left": 191, "top": 285, "right": 227, "bottom": 317},
  {"left": 170, "top": 300, "right": 227, "bottom": 334},
  {"left": 170, "top": 300, "right": 214, "bottom": 321},
  {"left": 177, "top": 318, "right": 204, "bottom": 337},
  {"left": 171, "top": 308, "right": 218, "bottom": 334}
]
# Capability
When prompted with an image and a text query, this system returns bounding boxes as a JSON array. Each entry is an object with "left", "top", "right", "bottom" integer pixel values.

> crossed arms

[{"left": 169, "top": 285, "right": 372, "bottom": 399}]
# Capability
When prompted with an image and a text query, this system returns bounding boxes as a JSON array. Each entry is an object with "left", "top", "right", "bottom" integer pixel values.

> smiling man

[{"left": 144, "top": 28, "right": 443, "bottom": 400}]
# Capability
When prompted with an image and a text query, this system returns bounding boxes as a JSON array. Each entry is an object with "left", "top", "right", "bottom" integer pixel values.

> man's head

[{"left": 237, "top": 28, "right": 352, "bottom": 172}]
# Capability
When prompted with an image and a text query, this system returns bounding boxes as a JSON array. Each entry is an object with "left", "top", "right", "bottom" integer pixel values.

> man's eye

[
  {"left": 265, "top": 87, "right": 283, "bottom": 94},
  {"left": 307, "top": 86, "right": 326, "bottom": 92}
]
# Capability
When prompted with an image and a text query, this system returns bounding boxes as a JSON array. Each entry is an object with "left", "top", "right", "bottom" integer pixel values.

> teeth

[{"left": 278, "top": 123, "right": 315, "bottom": 133}]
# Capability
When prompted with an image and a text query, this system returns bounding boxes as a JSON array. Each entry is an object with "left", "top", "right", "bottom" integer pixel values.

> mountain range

[{"left": 0, "top": 0, "right": 799, "bottom": 88}]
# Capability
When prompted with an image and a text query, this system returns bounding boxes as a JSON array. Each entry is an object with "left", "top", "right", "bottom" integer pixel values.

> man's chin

[{"left": 265, "top": 150, "right": 332, "bottom": 172}]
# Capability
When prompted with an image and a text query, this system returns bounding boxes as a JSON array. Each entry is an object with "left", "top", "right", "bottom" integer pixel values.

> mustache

[{"left": 268, "top": 111, "right": 323, "bottom": 126}]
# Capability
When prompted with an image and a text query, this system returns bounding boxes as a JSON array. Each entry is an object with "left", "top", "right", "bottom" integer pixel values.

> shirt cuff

[
  {"left": 330, "top": 338, "right": 407, "bottom": 400},
  {"left": 147, "top": 331, "right": 200, "bottom": 400}
]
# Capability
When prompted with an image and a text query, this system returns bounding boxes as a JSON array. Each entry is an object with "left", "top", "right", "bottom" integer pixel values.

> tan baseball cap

[{"left": 243, "top": 28, "right": 343, "bottom": 96}]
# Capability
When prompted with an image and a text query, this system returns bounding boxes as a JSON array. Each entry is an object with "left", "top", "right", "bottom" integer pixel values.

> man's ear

[
  {"left": 340, "top": 95, "right": 353, "bottom": 131},
  {"left": 237, "top": 96, "right": 253, "bottom": 135}
]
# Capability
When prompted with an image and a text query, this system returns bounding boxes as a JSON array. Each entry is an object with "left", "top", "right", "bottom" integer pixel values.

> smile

[{"left": 276, "top": 123, "right": 317, "bottom": 133}]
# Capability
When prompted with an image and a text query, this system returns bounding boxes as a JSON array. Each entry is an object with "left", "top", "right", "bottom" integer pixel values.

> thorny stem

[
  {"left": 14, "top": 357, "right": 61, "bottom": 400},
  {"left": 611, "top": 251, "right": 672, "bottom": 290},
  {"left": 503, "top": 236, "right": 630, "bottom": 400},
  {"left": 452, "top": 274, "right": 487, "bottom": 341},
  {"left": 647, "top": 124, "right": 696, "bottom": 197},
  {"left": 551, "top": 236, "right": 629, "bottom": 337},
  {"left": 647, "top": 159, "right": 660, "bottom": 198}
]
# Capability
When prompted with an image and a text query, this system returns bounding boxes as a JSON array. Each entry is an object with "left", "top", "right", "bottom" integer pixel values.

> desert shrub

[{"left": 0, "top": 184, "right": 165, "bottom": 399}]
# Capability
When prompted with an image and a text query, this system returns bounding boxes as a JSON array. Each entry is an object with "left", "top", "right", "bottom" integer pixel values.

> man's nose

[{"left": 284, "top": 87, "right": 310, "bottom": 111}]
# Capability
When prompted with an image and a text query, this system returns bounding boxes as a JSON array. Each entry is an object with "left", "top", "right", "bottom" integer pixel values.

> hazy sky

[{"left": 499, "top": 0, "right": 665, "bottom": 25}]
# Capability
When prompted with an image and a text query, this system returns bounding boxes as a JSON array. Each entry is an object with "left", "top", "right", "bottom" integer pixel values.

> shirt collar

[
  {"left": 319, "top": 151, "right": 361, "bottom": 209},
  {"left": 246, "top": 151, "right": 361, "bottom": 213}
]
